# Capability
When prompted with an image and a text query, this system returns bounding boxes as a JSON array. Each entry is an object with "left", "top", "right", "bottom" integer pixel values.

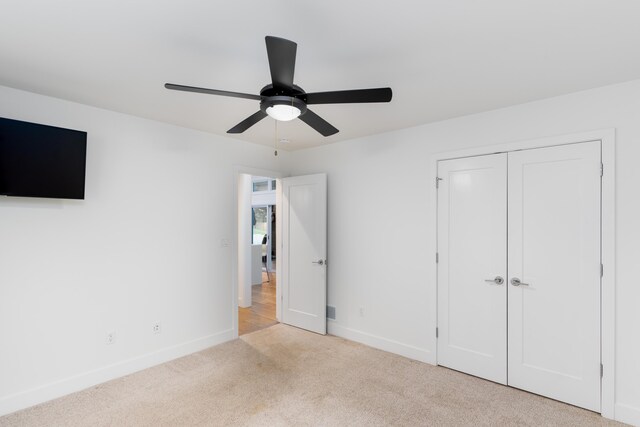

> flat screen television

[{"left": 0, "top": 117, "right": 87, "bottom": 200}]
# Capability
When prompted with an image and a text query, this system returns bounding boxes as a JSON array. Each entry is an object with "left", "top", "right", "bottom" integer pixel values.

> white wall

[
  {"left": 237, "top": 173, "right": 253, "bottom": 308},
  {"left": 288, "top": 79, "right": 640, "bottom": 425},
  {"left": 0, "top": 85, "right": 289, "bottom": 415}
]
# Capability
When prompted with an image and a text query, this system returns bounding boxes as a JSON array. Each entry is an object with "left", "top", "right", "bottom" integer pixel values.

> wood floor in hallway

[{"left": 238, "top": 271, "right": 277, "bottom": 335}]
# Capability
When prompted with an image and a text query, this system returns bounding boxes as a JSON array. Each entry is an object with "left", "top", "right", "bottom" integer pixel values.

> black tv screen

[{"left": 0, "top": 117, "right": 87, "bottom": 200}]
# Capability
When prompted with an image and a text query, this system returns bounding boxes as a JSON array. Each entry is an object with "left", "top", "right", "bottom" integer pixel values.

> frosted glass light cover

[{"left": 266, "top": 104, "right": 301, "bottom": 121}]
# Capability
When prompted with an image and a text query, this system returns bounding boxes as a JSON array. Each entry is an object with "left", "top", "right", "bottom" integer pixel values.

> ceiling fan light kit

[
  {"left": 262, "top": 95, "right": 306, "bottom": 121},
  {"left": 165, "top": 36, "right": 392, "bottom": 137}
]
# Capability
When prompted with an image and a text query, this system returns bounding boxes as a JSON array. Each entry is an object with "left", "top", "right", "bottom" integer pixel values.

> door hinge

[
  {"left": 601, "top": 263, "right": 604, "bottom": 278},
  {"left": 436, "top": 252, "right": 439, "bottom": 263},
  {"left": 436, "top": 327, "right": 439, "bottom": 338},
  {"left": 600, "top": 163, "right": 604, "bottom": 177},
  {"left": 436, "top": 177, "right": 443, "bottom": 188},
  {"left": 601, "top": 363, "right": 604, "bottom": 378}
]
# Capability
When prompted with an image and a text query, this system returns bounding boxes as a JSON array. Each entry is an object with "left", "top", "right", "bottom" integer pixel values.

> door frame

[
  {"left": 232, "top": 166, "right": 286, "bottom": 339},
  {"left": 429, "top": 129, "right": 615, "bottom": 419}
]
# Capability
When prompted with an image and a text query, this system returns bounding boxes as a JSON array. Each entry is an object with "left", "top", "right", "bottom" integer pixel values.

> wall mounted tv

[{"left": 0, "top": 117, "right": 87, "bottom": 200}]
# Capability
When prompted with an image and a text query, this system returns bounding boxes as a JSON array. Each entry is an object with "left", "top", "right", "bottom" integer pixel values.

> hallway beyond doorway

[{"left": 239, "top": 271, "right": 277, "bottom": 335}]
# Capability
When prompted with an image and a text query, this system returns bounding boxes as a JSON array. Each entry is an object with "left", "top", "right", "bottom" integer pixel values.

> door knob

[
  {"left": 484, "top": 276, "right": 504, "bottom": 285},
  {"left": 312, "top": 259, "right": 325, "bottom": 266},
  {"left": 510, "top": 277, "right": 529, "bottom": 287}
]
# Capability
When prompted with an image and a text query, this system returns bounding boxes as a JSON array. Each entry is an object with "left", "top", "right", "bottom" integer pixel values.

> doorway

[
  {"left": 234, "top": 169, "right": 328, "bottom": 339},
  {"left": 239, "top": 176, "right": 278, "bottom": 336},
  {"left": 436, "top": 140, "right": 607, "bottom": 413}
]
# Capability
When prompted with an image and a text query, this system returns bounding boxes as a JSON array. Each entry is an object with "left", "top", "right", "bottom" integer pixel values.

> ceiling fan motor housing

[{"left": 259, "top": 84, "right": 308, "bottom": 116}]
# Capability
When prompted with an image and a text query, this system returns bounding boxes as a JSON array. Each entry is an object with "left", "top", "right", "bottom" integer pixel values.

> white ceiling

[{"left": 1, "top": 1, "right": 640, "bottom": 150}]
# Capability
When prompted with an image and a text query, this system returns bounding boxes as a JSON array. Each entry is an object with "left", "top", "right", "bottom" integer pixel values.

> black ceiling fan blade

[
  {"left": 304, "top": 87, "right": 392, "bottom": 105},
  {"left": 299, "top": 109, "right": 339, "bottom": 137},
  {"left": 165, "top": 83, "right": 262, "bottom": 101},
  {"left": 265, "top": 36, "right": 297, "bottom": 89},
  {"left": 227, "top": 111, "right": 268, "bottom": 134}
]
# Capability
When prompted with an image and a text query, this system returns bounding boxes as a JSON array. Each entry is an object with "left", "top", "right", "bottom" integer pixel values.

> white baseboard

[
  {"left": 0, "top": 328, "right": 235, "bottom": 417},
  {"left": 328, "top": 321, "right": 435, "bottom": 365},
  {"left": 616, "top": 403, "right": 640, "bottom": 426}
]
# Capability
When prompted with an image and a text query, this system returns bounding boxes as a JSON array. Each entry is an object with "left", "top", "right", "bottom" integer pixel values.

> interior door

[
  {"left": 280, "top": 173, "right": 327, "bottom": 334},
  {"left": 507, "top": 142, "right": 601, "bottom": 411},
  {"left": 437, "top": 154, "right": 508, "bottom": 384}
]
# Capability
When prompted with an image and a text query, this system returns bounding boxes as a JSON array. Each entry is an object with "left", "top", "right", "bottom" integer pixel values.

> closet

[{"left": 436, "top": 141, "right": 601, "bottom": 412}]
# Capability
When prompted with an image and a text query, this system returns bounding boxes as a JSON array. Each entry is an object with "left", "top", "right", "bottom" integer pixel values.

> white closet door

[
  {"left": 507, "top": 142, "right": 601, "bottom": 411},
  {"left": 437, "top": 154, "right": 508, "bottom": 384}
]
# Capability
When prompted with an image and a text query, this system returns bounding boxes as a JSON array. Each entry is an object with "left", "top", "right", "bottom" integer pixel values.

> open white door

[{"left": 280, "top": 173, "right": 327, "bottom": 334}]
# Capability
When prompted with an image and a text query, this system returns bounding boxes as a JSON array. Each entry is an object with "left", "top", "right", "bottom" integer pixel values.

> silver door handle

[
  {"left": 484, "top": 276, "right": 504, "bottom": 285},
  {"left": 312, "top": 259, "right": 325, "bottom": 265},
  {"left": 510, "top": 277, "right": 529, "bottom": 287}
]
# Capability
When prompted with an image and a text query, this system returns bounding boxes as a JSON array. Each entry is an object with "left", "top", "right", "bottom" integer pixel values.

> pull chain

[{"left": 274, "top": 120, "right": 278, "bottom": 156}]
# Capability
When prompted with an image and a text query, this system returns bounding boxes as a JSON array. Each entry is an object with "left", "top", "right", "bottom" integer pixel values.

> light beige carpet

[{"left": 0, "top": 324, "right": 622, "bottom": 426}]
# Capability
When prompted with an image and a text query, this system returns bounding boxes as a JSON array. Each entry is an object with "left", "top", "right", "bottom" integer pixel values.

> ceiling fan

[{"left": 165, "top": 36, "right": 392, "bottom": 137}]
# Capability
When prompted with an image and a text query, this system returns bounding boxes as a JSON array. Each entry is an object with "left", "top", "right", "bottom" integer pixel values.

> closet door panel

[
  {"left": 437, "top": 153, "right": 507, "bottom": 384},
  {"left": 507, "top": 142, "right": 601, "bottom": 412}
]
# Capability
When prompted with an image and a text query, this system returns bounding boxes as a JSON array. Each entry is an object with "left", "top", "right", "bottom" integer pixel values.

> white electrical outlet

[
  {"left": 106, "top": 331, "right": 115, "bottom": 345},
  {"left": 153, "top": 322, "right": 161, "bottom": 334},
  {"left": 359, "top": 307, "right": 365, "bottom": 317}
]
